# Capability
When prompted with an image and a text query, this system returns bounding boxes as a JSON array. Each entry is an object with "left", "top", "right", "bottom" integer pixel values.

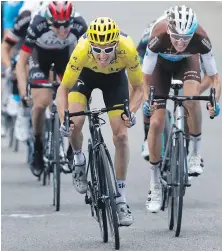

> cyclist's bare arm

[
  {"left": 129, "top": 83, "right": 143, "bottom": 113},
  {"left": 56, "top": 85, "right": 69, "bottom": 124},
  {"left": 201, "top": 51, "right": 221, "bottom": 102},
  {"left": 208, "top": 73, "right": 221, "bottom": 102},
  {"left": 16, "top": 50, "right": 31, "bottom": 97},
  {"left": 200, "top": 73, "right": 212, "bottom": 94},
  {"left": 142, "top": 47, "right": 158, "bottom": 100}
]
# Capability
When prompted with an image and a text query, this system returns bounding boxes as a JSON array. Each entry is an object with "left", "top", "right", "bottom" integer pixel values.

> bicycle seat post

[
  {"left": 171, "top": 79, "right": 183, "bottom": 96},
  {"left": 50, "top": 63, "right": 56, "bottom": 84},
  {"left": 171, "top": 79, "right": 185, "bottom": 132},
  {"left": 50, "top": 63, "right": 57, "bottom": 101}
]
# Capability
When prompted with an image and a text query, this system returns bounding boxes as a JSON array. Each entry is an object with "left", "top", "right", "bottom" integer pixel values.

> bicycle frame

[
  {"left": 161, "top": 86, "right": 189, "bottom": 187},
  {"left": 86, "top": 103, "right": 119, "bottom": 198}
]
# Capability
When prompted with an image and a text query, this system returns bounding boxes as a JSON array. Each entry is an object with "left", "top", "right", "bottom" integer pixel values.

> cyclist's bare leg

[
  {"left": 110, "top": 115, "right": 129, "bottom": 179},
  {"left": 183, "top": 80, "right": 202, "bottom": 137},
  {"left": 148, "top": 108, "right": 165, "bottom": 163},
  {"left": 184, "top": 73, "right": 211, "bottom": 154},
  {"left": 68, "top": 101, "right": 85, "bottom": 152},
  {"left": 32, "top": 88, "right": 52, "bottom": 142},
  {"left": 29, "top": 88, "right": 52, "bottom": 174},
  {"left": 68, "top": 100, "right": 87, "bottom": 193},
  {"left": 109, "top": 114, "right": 129, "bottom": 204},
  {"left": 183, "top": 80, "right": 203, "bottom": 174},
  {"left": 145, "top": 108, "right": 165, "bottom": 213}
]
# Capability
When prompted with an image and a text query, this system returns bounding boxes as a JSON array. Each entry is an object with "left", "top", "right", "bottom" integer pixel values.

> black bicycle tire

[
  {"left": 53, "top": 113, "right": 61, "bottom": 211},
  {"left": 42, "top": 165, "right": 47, "bottom": 186},
  {"left": 168, "top": 196, "right": 174, "bottom": 230},
  {"left": 94, "top": 147, "right": 108, "bottom": 243},
  {"left": 42, "top": 118, "right": 50, "bottom": 186},
  {"left": 8, "top": 116, "right": 15, "bottom": 148},
  {"left": 99, "top": 144, "right": 120, "bottom": 250},
  {"left": 174, "top": 132, "right": 185, "bottom": 237},
  {"left": 168, "top": 135, "right": 178, "bottom": 231}
]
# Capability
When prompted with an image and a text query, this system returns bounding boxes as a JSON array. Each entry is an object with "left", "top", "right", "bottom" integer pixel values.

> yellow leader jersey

[{"left": 61, "top": 32, "right": 142, "bottom": 89}]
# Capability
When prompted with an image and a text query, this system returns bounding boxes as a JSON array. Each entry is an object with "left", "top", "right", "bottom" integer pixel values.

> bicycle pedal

[{"left": 85, "top": 195, "right": 92, "bottom": 205}]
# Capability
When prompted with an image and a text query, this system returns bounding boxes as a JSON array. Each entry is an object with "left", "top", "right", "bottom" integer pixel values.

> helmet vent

[
  {"left": 94, "top": 34, "right": 98, "bottom": 42},
  {"left": 107, "top": 33, "right": 111, "bottom": 41},
  {"left": 99, "top": 35, "right": 105, "bottom": 42}
]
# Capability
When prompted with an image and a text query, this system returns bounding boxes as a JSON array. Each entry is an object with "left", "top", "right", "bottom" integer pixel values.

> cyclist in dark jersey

[{"left": 16, "top": 1, "right": 87, "bottom": 176}]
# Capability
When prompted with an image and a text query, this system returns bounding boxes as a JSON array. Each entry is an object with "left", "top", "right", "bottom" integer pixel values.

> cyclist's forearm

[
  {"left": 1, "top": 42, "right": 11, "bottom": 68},
  {"left": 129, "top": 84, "right": 143, "bottom": 113},
  {"left": 143, "top": 73, "right": 152, "bottom": 101},
  {"left": 56, "top": 85, "right": 69, "bottom": 124},
  {"left": 210, "top": 73, "right": 221, "bottom": 102},
  {"left": 16, "top": 61, "right": 28, "bottom": 97},
  {"left": 200, "top": 73, "right": 211, "bottom": 94}
]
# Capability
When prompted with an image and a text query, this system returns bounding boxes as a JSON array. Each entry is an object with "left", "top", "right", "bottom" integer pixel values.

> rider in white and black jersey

[
  {"left": 16, "top": 1, "right": 88, "bottom": 177},
  {"left": 142, "top": 5, "right": 221, "bottom": 213},
  {"left": 137, "top": 8, "right": 216, "bottom": 162}
]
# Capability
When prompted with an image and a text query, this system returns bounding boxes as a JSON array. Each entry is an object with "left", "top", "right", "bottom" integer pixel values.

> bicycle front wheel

[
  {"left": 89, "top": 141, "right": 108, "bottom": 243},
  {"left": 53, "top": 113, "right": 61, "bottom": 211},
  {"left": 99, "top": 144, "right": 120, "bottom": 250},
  {"left": 173, "top": 132, "right": 185, "bottom": 237},
  {"left": 168, "top": 134, "right": 178, "bottom": 231}
]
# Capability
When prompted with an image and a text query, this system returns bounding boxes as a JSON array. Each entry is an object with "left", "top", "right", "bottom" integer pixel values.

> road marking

[{"left": 1, "top": 213, "right": 68, "bottom": 218}]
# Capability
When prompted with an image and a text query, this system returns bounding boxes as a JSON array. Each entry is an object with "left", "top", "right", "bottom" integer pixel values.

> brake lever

[
  {"left": 122, "top": 99, "right": 131, "bottom": 121},
  {"left": 149, "top": 86, "right": 155, "bottom": 107},
  {"left": 64, "top": 109, "right": 70, "bottom": 130},
  {"left": 210, "top": 88, "right": 216, "bottom": 120},
  {"left": 26, "top": 81, "right": 31, "bottom": 98}
]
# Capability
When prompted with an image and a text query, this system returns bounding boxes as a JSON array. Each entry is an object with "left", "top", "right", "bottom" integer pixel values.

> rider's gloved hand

[
  {"left": 215, "top": 103, "right": 220, "bottom": 116},
  {"left": 60, "top": 120, "right": 74, "bottom": 137},
  {"left": 59, "top": 123, "right": 70, "bottom": 137},
  {"left": 143, "top": 100, "right": 151, "bottom": 117},
  {"left": 21, "top": 96, "right": 33, "bottom": 108},
  {"left": 129, "top": 112, "right": 136, "bottom": 127},
  {"left": 207, "top": 102, "right": 220, "bottom": 117},
  {"left": 122, "top": 112, "right": 136, "bottom": 128}
]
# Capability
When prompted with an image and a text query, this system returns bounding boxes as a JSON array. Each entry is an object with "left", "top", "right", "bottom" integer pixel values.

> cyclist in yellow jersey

[{"left": 56, "top": 17, "right": 143, "bottom": 226}]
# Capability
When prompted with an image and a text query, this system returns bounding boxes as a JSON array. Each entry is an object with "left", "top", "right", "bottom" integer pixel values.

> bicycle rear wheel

[
  {"left": 53, "top": 113, "right": 61, "bottom": 211},
  {"left": 99, "top": 144, "right": 120, "bottom": 250}
]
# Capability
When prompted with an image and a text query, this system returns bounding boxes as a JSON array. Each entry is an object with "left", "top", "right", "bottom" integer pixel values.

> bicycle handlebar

[
  {"left": 148, "top": 86, "right": 216, "bottom": 119},
  {"left": 63, "top": 99, "right": 131, "bottom": 131}
]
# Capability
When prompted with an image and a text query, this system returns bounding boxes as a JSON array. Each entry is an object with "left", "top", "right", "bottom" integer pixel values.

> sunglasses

[
  {"left": 91, "top": 44, "right": 117, "bottom": 54},
  {"left": 53, "top": 21, "right": 71, "bottom": 28},
  {"left": 168, "top": 29, "right": 193, "bottom": 42}
]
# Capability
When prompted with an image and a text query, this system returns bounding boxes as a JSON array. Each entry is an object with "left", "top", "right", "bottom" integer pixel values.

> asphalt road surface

[{"left": 1, "top": 2, "right": 222, "bottom": 251}]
